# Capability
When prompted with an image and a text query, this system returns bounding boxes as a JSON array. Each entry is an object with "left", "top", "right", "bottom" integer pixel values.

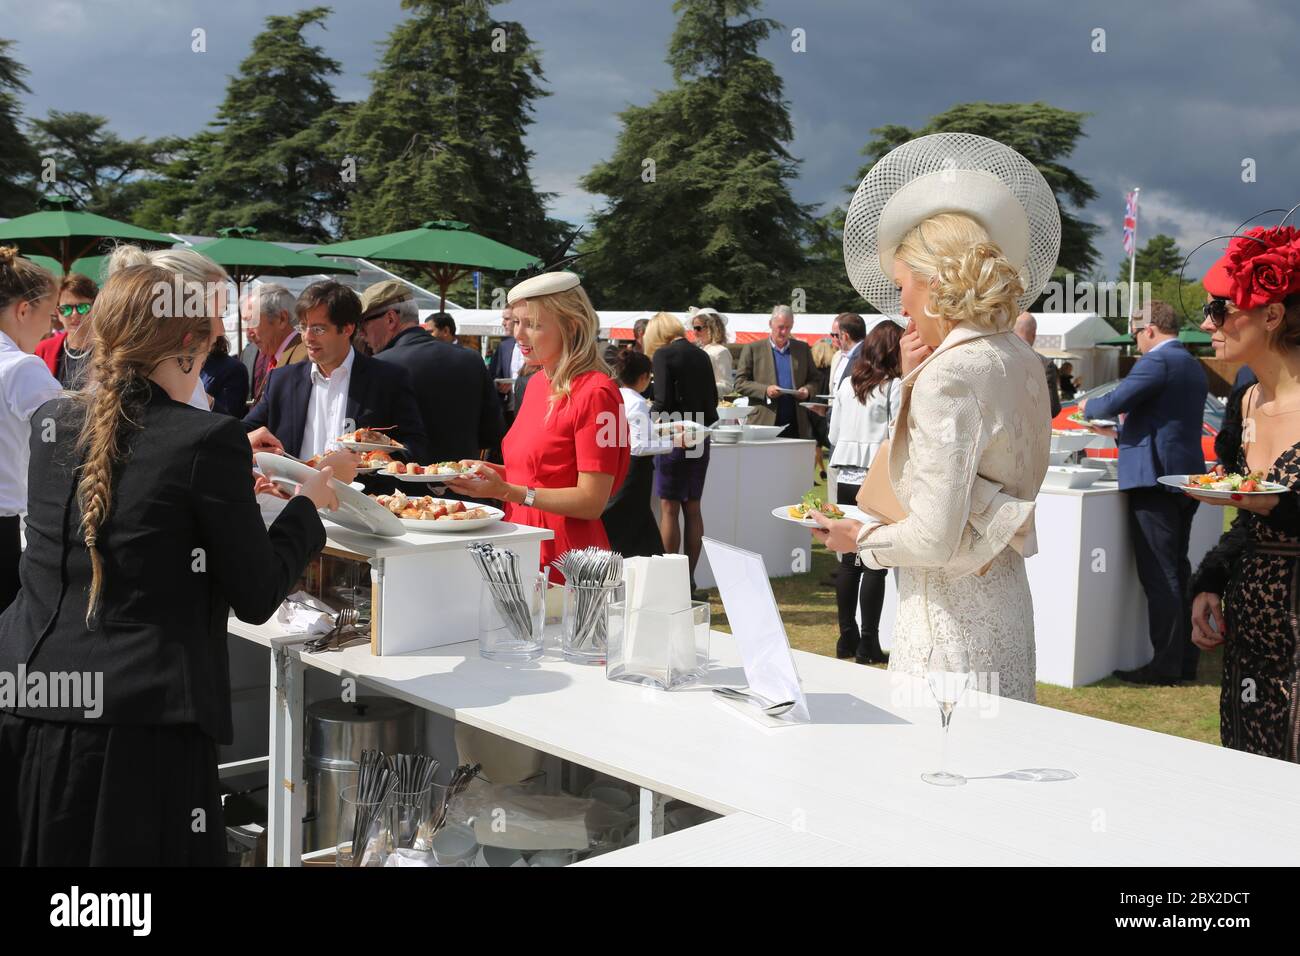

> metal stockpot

[{"left": 303, "top": 697, "right": 422, "bottom": 852}]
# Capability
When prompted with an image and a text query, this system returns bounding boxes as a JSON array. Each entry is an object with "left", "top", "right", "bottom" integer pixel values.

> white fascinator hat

[{"left": 843, "top": 132, "right": 1061, "bottom": 314}]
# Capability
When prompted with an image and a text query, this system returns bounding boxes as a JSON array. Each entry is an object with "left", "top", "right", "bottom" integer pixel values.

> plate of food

[
  {"left": 799, "top": 401, "right": 829, "bottom": 410},
  {"left": 335, "top": 427, "right": 407, "bottom": 453},
  {"left": 1068, "top": 411, "right": 1117, "bottom": 429},
  {"left": 370, "top": 492, "right": 504, "bottom": 532},
  {"left": 715, "top": 402, "right": 754, "bottom": 421},
  {"left": 302, "top": 449, "right": 396, "bottom": 474},
  {"left": 1159, "top": 468, "right": 1289, "bottom": 498},
  {"left": 382, "top": 460, "right": 489, "bottom": 484},
  {"left": 255, "top": 453, "right": 404, "bottom": 537},
  {"left": 772, "top": 492, "right": 851, "bottom": 527},
  {"left": 651, "top": 419, "right": 711, "bottom": 446}
]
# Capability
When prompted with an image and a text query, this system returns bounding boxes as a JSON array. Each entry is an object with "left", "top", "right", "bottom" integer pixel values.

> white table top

[
  {"left": 574, "top": 811, "right": 882, "bottom": 866},
  {"left": 230, "top": 618, "right": 1300, "bottom": 865}
]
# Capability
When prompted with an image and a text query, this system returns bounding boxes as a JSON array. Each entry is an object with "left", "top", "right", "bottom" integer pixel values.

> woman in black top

[
  {"left": 602, "top": 350, "right": 668, "bottom": 559},
  {"left": 645, "top": 312, "right": 719, "bottom": 594},
  {"left": 0, "top": 263, "right": 337, "bottom": 865},
  {"left": 201, "top": 333, "right": 251, "bottom": 416}
]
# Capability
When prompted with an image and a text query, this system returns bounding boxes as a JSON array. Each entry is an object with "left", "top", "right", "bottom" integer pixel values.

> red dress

[{"left": 502, "top": 369, "right": 629, "bottom": 580}]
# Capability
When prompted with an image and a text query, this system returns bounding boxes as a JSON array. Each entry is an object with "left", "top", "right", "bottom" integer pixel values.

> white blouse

[
  {"left": 620, "top": 386, "right": 672, "bottom": 457},
  {"left": 0, "top": 331, "right": 63, "bottom": 516},
  {"left": 828, "top": 374, "right": 901, "bottom": 483},
  {"left": 702, "top": 343, "right": 733, "bottom": 398}
]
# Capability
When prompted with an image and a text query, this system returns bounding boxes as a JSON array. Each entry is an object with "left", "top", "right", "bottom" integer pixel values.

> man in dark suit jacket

[
  {"left": 734, "top": 306, "right": 816, "bottom": 438},
  {"left": 487, "top": 306, "right": 520, "bottom": 421},
  {"left": 1082, "top": 301, "right": 1208, "bottom": 685},
  {"left": 243, "top": 280, "right": 428, "bottom": 462},
  {"left": 357, "top": 280, "right": 502, "bottom": 463}
]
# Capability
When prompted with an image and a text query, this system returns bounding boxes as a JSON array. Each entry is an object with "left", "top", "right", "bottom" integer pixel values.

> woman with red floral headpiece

[{"left": 1189, "top": 223, "right": 1300, "bottom": 763}]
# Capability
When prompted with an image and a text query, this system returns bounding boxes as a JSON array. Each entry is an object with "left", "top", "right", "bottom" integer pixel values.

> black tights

[{"left": 833, "top": 482, "right": 885, "bottom": 657}]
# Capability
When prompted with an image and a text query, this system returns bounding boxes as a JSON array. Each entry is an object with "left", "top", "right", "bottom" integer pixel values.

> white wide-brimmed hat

[{"left": 843, "top": 133, "right": 1061, "bottom": 314}]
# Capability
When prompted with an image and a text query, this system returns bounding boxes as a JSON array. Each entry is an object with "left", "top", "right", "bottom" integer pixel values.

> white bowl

[
  {"left": 1048, "top": 450, "right": 1071, "bottom": 466},
  {"left": 1050, "top": 432, "right": 1096, "bottom": 455},
  {"left": 741, "top": 424, "right": 785, "bottom": 442},
  {"left": 715, "top": 404, "right": 755, "bottom": 422},
  {"left": 1043, "top": 465, "right": 1105, "bottom": 490},
  {"left": 711, "top": 425, "right": 742, "bottom": 444}
]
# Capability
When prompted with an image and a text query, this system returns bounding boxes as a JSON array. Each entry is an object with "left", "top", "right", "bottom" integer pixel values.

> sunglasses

[
  {"left": 1202, "top": 298, "right": 1233, "bottom": 328},
  {"left": 691, "top": 325, "right": 705, "bottom": 332},
  {"left": 58, "top": 303, "right": 91, "bottom": 318}
]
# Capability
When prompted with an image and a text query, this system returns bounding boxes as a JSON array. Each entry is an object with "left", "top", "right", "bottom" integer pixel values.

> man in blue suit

[
  {"left": 1081, "top": 301, "right": 1208, "bottom": 685},
  {"left": 243, "top": 281, "right": 427, "bottom": 464}
]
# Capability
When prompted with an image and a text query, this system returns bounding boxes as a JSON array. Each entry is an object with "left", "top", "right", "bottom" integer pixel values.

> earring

[{"left": 177, "top": 354, "right": 195, "bottom": 374}]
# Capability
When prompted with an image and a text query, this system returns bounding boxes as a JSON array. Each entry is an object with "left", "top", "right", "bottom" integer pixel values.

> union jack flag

[{"left": 1122, "top": 189, "right": 1139, "bottom": 256}]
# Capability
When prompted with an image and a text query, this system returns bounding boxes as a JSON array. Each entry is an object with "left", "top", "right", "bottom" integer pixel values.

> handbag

[{"left": 855, "top": 381, "right": 907, "bottom": 524}]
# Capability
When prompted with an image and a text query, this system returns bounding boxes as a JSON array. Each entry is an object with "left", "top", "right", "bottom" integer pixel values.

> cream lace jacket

[{"left": 857, "top": 323, "right": 1051, "bottom": 575}]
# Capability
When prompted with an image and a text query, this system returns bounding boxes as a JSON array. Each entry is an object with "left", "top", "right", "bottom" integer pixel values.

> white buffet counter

[
  {"left": 654, "top": 437, "right": 816, "bottom": 589},
  {"left": 228, "top": 616, "right": 1300, "bottom": 866},
  {"left": 875, "top": 479, "right": 1223, "bottom": 687}
]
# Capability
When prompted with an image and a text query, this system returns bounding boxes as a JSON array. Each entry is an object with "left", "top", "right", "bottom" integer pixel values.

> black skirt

[
  {"left": 0, "top": 514, "right": 20, "bottom": 613},
  {"left": 0, "top": 712, "right": 226, "bottom": 866},
  {"left": 603, "top": 455, "right": 665, "bottom": 559}
]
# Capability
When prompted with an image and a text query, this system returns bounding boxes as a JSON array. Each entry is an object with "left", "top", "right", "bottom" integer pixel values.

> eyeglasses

[
  {"left": 58, "top": 303, "right": 91, "bottom": 318},
  {"left": 295, "top": 323, "right": 333, "bottom": 337},
  {"left": 1202, "top": 298, "right": 1233, "bottom": 328}
]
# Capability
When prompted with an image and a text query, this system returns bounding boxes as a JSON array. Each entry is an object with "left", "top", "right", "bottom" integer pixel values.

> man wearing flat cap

[{"left": 358, "top": 279, "right": 503, "bottom": 464}]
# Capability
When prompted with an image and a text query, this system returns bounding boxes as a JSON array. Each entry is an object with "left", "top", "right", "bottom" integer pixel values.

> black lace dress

[{"left": 1190, "top": 385, "right": 1300, "bottom": 762}]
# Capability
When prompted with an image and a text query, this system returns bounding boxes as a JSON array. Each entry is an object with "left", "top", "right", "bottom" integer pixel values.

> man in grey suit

[
  {"left": 1014, "top": 312, "right": 1061, "bottom": 418},
  {"left": 734, "top": 305, "right": 816, "bottom": 438}
]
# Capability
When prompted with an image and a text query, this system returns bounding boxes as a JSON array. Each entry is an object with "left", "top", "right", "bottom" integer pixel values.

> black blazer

[
  {"left": 488, "top": 336, "right": 517, "bottom": 414},
  {"left": 651, "top": 337, "right": 720, "bottom": 425},
  {"left": 374, "top": 326, "right": 503, "bottom": 461},
  {"left": 0, "top": 385, "right": 326, "bottom": 742},
  {"left": 242, "top": 347, "right": 429, "bottom": 462}
]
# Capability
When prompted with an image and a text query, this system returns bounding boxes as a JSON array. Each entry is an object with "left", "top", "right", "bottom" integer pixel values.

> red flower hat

[{"left": 1203, "top": 225, "right": 1300, "bottom": 309}]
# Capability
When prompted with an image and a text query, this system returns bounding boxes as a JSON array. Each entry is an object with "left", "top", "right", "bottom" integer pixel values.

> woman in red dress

[{"left": 448, "top": 272, "right": 628, "bottom": 579}]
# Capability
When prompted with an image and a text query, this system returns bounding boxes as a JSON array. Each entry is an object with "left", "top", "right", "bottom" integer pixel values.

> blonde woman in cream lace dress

[
  {"left": 813, "top": 134, "right": 1060, "bottom": 703},
  {"left": 817, "top": 215, "right": 1050, "bottom": 701}
]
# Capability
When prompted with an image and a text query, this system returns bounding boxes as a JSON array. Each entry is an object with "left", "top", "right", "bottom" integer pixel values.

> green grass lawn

[{"left": 701, "top": 470, "right": 1223, "bottom": 747}]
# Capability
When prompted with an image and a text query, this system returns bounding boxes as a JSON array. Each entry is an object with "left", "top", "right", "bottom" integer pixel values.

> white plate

[
  {"left": 741, "top": 424, "right": 785, "bottom": 441},
  {"left": 379, "top": 500, "right": 505, "bottom": 533},
  {"left": 337, "top": 438, "right": 406, "bottom": 453},
  {"left": 255, "top": 453, "right": 404, "bottom": 537},
  {"left": 389, "top": 469, "right": 486, "bottom": 484},
  {"left": 1158, "top": 474, "right": 1289, "bottom": 498},
  {"left": 770, "top": 504, "right": 864, "bottom": 528},
  {"left": 494, "top": 378, "right": 516, "bottom": 385},
  {"left": 799, "top": 401, "right": 829, "bottom": 410},
  {"left": 1070, "top": 417, "right": 1116, "bottom": 429}
]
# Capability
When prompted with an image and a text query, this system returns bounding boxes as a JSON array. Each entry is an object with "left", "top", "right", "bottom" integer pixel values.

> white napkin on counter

[
  {"left": 621, "top": 554, "right": 697, "bottom": 681},
  {"left": 275, "top": 591, "right": 334, "bottom": 636}
]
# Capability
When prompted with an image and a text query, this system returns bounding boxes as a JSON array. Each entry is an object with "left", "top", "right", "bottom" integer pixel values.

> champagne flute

[{"left": 922, "top": 644, "right": 974, "bottom": 787}]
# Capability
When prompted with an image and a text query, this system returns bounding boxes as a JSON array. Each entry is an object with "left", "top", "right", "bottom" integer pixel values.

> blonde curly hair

[{"left": 894, "top": 213, "right": 1024, "bottom": 335}]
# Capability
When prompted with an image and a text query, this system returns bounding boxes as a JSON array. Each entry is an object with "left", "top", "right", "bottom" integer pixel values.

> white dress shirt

[
  {"left": 0, "top": 331, "right": 63, "bottom": 515},
  {"left": 508, "top": 338, "right": 525, "bottom": 378},
  {"left": 620, "top": 386, "right": 673, "bottom": 456},
  {"left": 300, "top": 347, "right": 355, "bottom": 460}
]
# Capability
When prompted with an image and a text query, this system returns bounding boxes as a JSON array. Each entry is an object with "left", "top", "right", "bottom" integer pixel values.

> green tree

[
  {"left": 342, "top": 0, "right": 558, "bottom": 260},
  {"left": 859, "top": 102, "right": 1101, "bottom": 279},
  {"left": 1122, "top": 233, "right": 1182, "bottom": 283},
  {"left": 579, "top": 0, "right": 812, "bottom": 310},
  {"left": 29, "top": 111, "right": 168, "bottom": 220},
  {"left": 182, "top": 7, "right": 347, "bottom": 242},
  {"left": 0, "top": 38, "right": 37, "bottom": 217}
]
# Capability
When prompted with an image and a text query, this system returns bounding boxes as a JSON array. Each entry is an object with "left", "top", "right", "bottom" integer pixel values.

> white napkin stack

[
  {"left": 275, "top": 591, "right": 335, "bottom": 636},
  {"left": 621, "top": 554, "right": 697, "bottom": 682}
]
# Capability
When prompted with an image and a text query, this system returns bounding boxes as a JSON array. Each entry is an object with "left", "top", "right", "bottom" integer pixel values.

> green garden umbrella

[
  {"left": 29, "top": 254, "right": 110, "bottom": 284},
  {"left": 0, "top": 196, "right": 174, "bottom": 273},
  {"left": 314, "top": 219, "right": 539, "bottom": 312},
  {"left": 192, "top": 227, "right": 358, "bottom": 350}
]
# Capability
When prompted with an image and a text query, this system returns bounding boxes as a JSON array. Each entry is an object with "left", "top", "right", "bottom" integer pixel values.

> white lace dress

[{"left": 856, "top": 324, "right": 1051, "bottom": 703}]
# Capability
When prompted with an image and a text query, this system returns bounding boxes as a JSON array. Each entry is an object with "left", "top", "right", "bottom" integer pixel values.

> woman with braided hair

[{"left": 0, "top": 263, "right": 336, "bottom": 865}]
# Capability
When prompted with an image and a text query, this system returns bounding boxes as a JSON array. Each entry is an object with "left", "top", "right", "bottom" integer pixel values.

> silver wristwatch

[{"left": 522, "top": 487, "right": 537, "bottom": 507}]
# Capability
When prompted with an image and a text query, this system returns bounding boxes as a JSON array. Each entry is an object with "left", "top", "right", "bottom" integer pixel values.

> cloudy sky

[{"left": 5, "top": 0, "right": 1298, "bottom": 276}]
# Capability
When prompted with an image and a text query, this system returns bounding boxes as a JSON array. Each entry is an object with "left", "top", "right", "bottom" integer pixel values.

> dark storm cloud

[{"left": 5, "top": 0, "right": 1297, "bottom": 274}]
